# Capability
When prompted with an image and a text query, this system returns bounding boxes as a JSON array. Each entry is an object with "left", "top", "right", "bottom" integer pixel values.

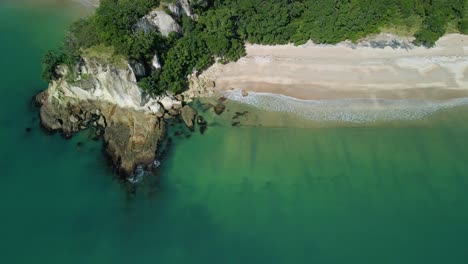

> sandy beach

[{"left": 201, "top": 33, "right": 468, "bottom": 100}]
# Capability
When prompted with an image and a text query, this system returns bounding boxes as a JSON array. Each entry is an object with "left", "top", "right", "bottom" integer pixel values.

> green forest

[{"left": 43, "top": 0, "right": 468, "bottom": 95}]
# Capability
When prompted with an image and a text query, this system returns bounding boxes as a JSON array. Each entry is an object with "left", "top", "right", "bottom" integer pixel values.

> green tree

[{"left": 41, "top": 50, "right": 64, "bottom": 82}]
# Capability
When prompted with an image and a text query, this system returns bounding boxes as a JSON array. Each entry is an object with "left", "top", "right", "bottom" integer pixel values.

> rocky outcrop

[
  {"left": 166, "top": 3, "right": 181, "bottom": 17},
  {"left": 47, "top": 58, "right": 163, "bottom": 114},
  {"left": 136, "top": 9, "right": 181, "bottom": 37},
  {"left": 179, "top": 0, "right": 196, "bottom": 19},
  {"left": 103, "top": 107, "right": 166, "bottom": 176},
  {"left": 214, "top": 103, "right": 226, "bottom": 115},
  {"left": 185, "top": 72, "right": 216, "bottom": 99},
  {"left": 38, "top": 92, "right": 166, "bottom": 176},
  {"left": 36, "top": 57, "right": 184, "bottom": 177},
  {"left": 180, "top": 105, "right": 198, "bottom": 131}
]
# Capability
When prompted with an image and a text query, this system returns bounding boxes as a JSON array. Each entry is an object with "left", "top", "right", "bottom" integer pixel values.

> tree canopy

[{"left": 43, "top": 0, "right": 468, "bottom": 94}]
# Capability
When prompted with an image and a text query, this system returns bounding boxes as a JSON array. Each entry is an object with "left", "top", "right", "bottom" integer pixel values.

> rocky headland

[
  {"left": 36, "top": 0, "right": 222, "bottom": 178},
  {"left": 36, "top": 55, "right": 211, "bottom": 177}
]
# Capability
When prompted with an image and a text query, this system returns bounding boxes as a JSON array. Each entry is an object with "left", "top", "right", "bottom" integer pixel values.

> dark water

[{"left": 1, "top": 1, "right": 468, "bottom": 263}]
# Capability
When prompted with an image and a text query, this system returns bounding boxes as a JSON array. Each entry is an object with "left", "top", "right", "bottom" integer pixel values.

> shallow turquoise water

[{"left": 1, "top": 2, "right": 468, "bottom": 263}]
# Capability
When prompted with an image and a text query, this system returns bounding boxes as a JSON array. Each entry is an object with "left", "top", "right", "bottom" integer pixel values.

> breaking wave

[{"left": 223, "top": 89, "right": 468, "bottom": 123}]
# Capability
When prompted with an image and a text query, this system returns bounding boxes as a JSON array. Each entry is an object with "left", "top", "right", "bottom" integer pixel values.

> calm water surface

[{"left": 1, "top": 1, "right": 468, "bottom": 263}]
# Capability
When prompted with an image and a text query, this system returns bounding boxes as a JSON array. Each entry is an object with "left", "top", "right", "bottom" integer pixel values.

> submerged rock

[
  {"left": 201, "top": 103, "right": 213, "bottom": 111},
  {"left": 197, "top": 115, "right": 207, "bottom": 134},
  {"left": 214, "top": 103, "right": 226, "bottom": 115},
  {"left": 231, "top": 111, "right": 249, "bottom": 127},
  {"left": 180, "top": 105, "right": 198, "bottom": 131}
]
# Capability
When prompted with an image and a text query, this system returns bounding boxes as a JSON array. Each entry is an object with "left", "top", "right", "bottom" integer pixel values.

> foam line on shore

[{"left": 223, "top": 89, "right": 468, "bottom": 123}]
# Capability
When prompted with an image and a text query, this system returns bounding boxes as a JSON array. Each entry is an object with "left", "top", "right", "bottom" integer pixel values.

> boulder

[
  {"left": 168, "top": 109, "right": 180, "bottom": 116},
  {"left": 69, "top": 115, "right": 79, "bottom": 123},
  {"left": 214, "top": 103, "right": 226, "bottom": 115},
  {"left": 175, "top": 94, "right": 184, "bottom": 102},
  {"left": 145, "top": 101, "right": 163, "bottom": 118},
  {"left": 163, "top": 113, "right": 172, "bottom": 120},
  {"left": 97, "top": 115, "right": 107, "bottom": 128},
  {"left": 180, "top": 105, "right": 198, "bottom": 131},
  {"left": 90, "top": 108, "right": 101, "bottom": 116},
  {"left": 197, "top": 115, "right": 207, "bottom": 134},
  {"left": 160, "top": 96, "right": 182, "bottom": 111}
]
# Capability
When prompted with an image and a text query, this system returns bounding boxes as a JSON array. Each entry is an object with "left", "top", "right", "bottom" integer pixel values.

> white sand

[{"left": 201, "top": 33, "right": 468, "bottom": 100}]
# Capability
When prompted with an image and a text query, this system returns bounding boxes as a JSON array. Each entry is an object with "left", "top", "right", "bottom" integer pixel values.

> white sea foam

[{"left": 224, "top": 89, "right": 468, "bottom": 123}]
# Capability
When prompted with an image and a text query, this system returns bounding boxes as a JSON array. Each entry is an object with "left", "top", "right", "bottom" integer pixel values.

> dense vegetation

[{"left": 43, "top": 0, "right": 468, "bottom": 95}]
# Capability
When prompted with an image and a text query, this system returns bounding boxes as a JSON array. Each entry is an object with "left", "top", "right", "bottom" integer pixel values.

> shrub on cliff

[{"left": 41, "top": 50, "right": 64, "bottom": 82}]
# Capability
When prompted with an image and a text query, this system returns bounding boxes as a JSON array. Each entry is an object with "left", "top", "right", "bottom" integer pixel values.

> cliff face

[
  {"left": 36, "top": 58, "right": 184, "bottom": 177},
  {"left": 47, "top": 58, "right": 164, "bottom": 114}
]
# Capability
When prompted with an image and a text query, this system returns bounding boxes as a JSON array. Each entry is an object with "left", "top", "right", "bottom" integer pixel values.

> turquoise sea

[{"left": 1, "top": 1, "right": 468, "bottom": 263}]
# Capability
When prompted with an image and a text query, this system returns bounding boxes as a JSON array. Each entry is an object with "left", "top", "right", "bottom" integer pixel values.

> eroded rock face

[
  {"left": 166, "top": 3, "right": 181, "bottom": 17},
  {"left": 179, "top": 0, "right": 195, "bottom": 19},
  {"left": 48, "top": 58, "right": 163, "bottom": 114},
  {"left": 137, "top": 9, "right": 181, "bottom": 37},
  {"left": 178, "top": 0, "right": 207, "bottom": 20}
]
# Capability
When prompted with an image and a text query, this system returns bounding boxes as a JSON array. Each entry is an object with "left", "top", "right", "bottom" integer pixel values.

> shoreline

[
  {"left": 197, "top": 33, "right": 468, "bottom": 102},
  {"left": 220, "top": 89, "right": 468, "bottom": 123}
]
